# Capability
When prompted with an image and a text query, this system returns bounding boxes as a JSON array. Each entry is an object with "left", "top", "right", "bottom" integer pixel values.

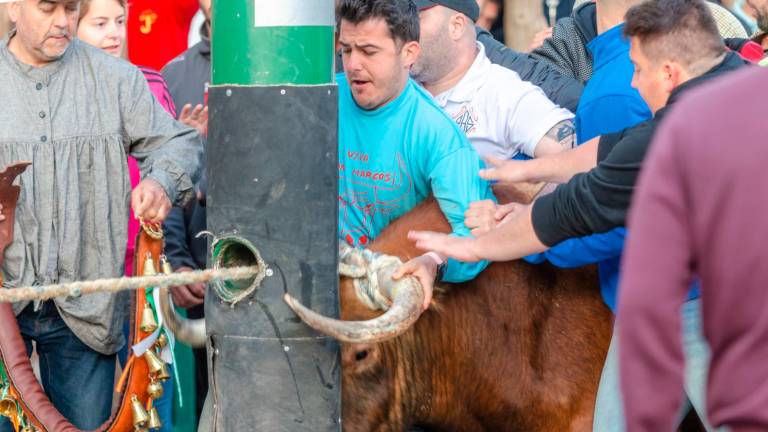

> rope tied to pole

[{"left": 0, "top": 266, "right": 263, "bottom": 304}]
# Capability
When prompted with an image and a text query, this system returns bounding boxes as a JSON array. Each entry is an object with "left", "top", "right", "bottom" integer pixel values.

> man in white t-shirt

[{"left": 412, "top": 0, "right": 576, "bottom": 160}]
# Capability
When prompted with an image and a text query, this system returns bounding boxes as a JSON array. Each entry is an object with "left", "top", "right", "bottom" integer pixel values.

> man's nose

[
  {"left": 346, "top": 51, "right": 363, "bottom": 72},
  {"left": 52, "top": 6, "right": 69, "bottom": 29}
]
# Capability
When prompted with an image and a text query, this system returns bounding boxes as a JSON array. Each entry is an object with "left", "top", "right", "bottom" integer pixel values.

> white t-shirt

[{"left": 433, "top": 43, "right": 575, "bottom": 160}]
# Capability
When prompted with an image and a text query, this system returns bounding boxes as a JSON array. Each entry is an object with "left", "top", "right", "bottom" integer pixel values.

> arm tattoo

[{"left": 545, "top": 120, "right": 576, "bottom": 149}]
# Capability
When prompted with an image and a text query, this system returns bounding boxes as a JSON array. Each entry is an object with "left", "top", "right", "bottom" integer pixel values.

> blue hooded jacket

[{"left": 526, "top": 24, "right": 651, "bottom": 312}]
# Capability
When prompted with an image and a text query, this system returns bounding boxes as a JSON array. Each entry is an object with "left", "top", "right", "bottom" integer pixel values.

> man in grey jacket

[{"left": 0, "top": 0, "right": 201, "bottom": 429}]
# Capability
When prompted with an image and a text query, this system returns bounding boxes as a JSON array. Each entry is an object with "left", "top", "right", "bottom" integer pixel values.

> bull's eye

[{"left": 355, "top": 349, "right": 369, "bottom": 361}]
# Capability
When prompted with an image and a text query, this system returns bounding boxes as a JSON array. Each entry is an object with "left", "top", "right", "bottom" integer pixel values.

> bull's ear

[{"left": 341, "top": 343, "right": 381, "bottom": 372}]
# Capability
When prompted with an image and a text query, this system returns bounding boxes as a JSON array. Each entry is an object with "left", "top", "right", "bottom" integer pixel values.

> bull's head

[
  {"left": 284, "top": 197, "right": 451, "bottom": 344},
  {"left": 289, "top": 199, "right": 453, "bottom": 430}
]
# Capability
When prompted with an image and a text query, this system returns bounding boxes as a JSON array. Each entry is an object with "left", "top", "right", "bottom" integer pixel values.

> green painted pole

[{"left": 212, "top": 0, "right": 336, "bottom": 85}]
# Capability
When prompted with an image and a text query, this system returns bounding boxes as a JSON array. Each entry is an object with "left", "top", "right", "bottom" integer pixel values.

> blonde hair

[{"left": 78, "top": 0, "right": 127, "bottom": 22}]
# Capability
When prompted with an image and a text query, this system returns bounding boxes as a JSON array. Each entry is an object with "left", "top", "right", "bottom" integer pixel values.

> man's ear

[
  {"left": 663, "top": 61, "right": 683, "bottom": 95},
  {"left": 449, "top": 13, "right": 469, "bottom": 41},
  {"left": 401, "top": 40, "right": 420, "bottom": 69},
  {"left": 7, "top": 1, "right": 21, "bottom": 23}
]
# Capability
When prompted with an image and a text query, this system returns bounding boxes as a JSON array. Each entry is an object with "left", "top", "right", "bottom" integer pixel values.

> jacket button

[
  {"left": 39, "top": 111, "right": 46, "bottom": 119},
  {"left": 40, "top": 135, "right": 47, "bottom": 142},
  {"left": 36, "top": 83, "right": 43, "bottom": 90}
]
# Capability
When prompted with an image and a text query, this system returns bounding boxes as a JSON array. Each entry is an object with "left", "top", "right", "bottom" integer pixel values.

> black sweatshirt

[{"left": 531, "top": 52, "right": 747, "bottom": 247}]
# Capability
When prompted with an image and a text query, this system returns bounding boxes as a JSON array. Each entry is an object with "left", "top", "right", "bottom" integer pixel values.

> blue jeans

[
  {"left": 0, "top": 302, "right": 115, "bottom": 430},
  {"left": 593, "top": 299, "right": 713, "bottom": 431}
]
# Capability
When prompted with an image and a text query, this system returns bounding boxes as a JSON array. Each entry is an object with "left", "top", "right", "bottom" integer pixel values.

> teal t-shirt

[{"left": 338, "top": 74, "right": 492, "bottom": 283}]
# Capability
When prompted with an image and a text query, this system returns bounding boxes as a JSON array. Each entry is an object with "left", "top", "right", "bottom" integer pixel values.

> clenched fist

[{"left": 131, "top": 179, "right": 172, "bottom": 223}]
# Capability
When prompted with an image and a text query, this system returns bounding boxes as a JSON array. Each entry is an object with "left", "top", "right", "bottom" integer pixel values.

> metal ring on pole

[{"left": 210, "top": 235, "right": 267, "bottom": 304}]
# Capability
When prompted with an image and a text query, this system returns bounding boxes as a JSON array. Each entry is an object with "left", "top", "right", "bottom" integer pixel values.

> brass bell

[
  {"left": 143, "top": 349, "right": 165, "bottom": 375},
  {"left": 156, "top": 363, "right": 171, "bottom": 382},
  {"left": 143, "top": 253, "right": 157, "bottom": 276},
  {"left": 147, "top": 380, "right": 163, "bottom": 399},
  {"left": 0, "top": 396, "right": 16, "bottom": 416},
  {"left": 139, "top": 304, "right": 158, "bottom": 333},
  {"left": 160, "top": 256, "right": 173, "bottom": 276},
  {"left": 155, "top": 333, "right": 168, "bottom": 349},
  {"left": 130, "top": 395, "right": 149, "bottom": 427},
  {"left": 147, "top": 406, "right": 162, "bottom": 430}
]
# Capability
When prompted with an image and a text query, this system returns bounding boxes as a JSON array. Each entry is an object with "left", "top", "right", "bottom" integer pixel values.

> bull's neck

[{"left": 388, "top": 309, "right": 461, "bottom": 428}]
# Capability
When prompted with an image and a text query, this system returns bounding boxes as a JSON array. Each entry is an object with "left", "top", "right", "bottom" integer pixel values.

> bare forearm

[{"left": 527, "top": 137, "right": 599, "bottom": 183}]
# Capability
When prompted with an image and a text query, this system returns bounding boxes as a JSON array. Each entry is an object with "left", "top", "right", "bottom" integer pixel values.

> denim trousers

[
  {"left": 593, "top": 299, "right": 713, "bottom": 431},
  {"left": 0, "top": 302, "right": 114, "bottom": 430}
]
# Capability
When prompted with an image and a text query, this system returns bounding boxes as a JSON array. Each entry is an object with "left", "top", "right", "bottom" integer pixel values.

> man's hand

[
  {"left": 179, "top": 104, "right": 209, "bottom": 138},
  {"left": 495, "top": 202, "right": 530, "bottom": 226},
  {"left": 408, "top": 231, "right": 483, "bottom": 263},
  {"left": 529, "top": 26, "right": 553, "bottom": 51},
  {"left": 131, "top": 179, "right": 172, "bottom": 223},
  {"left": 465, "top": 200, "right": 498, "bottom": 236},
  {"left": 0, "top": 203, "right": 5, "bottom": 222},
  {"left": 391, "top": 254, "right": 438, "bottom": 311},
  {"left": 480, "top": 157, "right": 534, "bottom": 184},
  {"left": 169, "top": 266, "right": 206, "bottom": 308},
  {"left": 465, "top": 201, "right": 531, "bottom": 236}
]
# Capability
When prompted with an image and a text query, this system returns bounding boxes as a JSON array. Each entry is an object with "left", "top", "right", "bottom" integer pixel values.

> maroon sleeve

[
  {"left": 617, "top": 110, "right": 695, "bottom": 431},
  {"left": 140, "top": 66, "right": 178, "bottom": 118}
]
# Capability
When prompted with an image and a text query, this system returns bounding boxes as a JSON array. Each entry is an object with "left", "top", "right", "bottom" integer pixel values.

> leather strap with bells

[{"left": 0, "top": 161, "right": 165, "bottom": 431}]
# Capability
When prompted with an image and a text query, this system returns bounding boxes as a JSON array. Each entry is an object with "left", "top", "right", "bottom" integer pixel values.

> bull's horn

[
  {"left": 283, "top": 266, "right": 424, "bottom": 344},
  {"left": 157, "top": 286, "right": 207, "bottom": 348}
]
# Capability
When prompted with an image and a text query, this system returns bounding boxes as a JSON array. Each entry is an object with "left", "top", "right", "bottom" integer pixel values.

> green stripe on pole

[{"left": 212, "top": 1, "right": 335, "bottom": 86}]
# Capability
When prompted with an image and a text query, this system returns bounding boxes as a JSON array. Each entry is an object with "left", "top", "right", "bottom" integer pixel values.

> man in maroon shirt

[{"left": 619, "top": 66, "right": 768, "bottom": 432}]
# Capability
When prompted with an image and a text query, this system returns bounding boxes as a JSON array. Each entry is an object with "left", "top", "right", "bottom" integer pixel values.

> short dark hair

[
  {"left": 624, "top": 0, "right": 724, "bottom": 71},
  {"left": 337, "top": 0, "right": 420, "bottom": 45}
]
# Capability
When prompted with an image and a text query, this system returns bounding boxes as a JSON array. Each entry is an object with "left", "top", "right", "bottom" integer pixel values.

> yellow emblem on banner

[{"left": 139, "top": 9, "right": 158, "bottom": 34}]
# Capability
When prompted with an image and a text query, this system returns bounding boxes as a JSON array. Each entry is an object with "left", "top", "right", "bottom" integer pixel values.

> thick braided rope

[
  {"left": 0, "top": 266, "right": 261, "bottom": 303},
  {"left": 338, "top": 244, "right": 399, "bottom": 311}
]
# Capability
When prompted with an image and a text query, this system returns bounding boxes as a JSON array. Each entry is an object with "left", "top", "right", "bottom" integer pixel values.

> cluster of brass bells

[
  {"left": 130, "top": 394, "right": 162, "bottom": 431},
  {"left": 140, "top": 254, "right": 159, "bottom": 333},
  {"left": 144, "top": 349, "right": 170, "bottom": 381},
  {"left": 132, "top": 254, "right": 172, "bottom": 430}
]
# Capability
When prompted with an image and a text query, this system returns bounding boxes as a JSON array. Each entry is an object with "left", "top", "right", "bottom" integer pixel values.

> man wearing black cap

[{"left": 412, "top": 0, "right": 576, "bottom": 164}]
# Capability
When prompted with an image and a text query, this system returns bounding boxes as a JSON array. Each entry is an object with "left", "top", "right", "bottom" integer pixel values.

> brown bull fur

[{"left": 339, "top": 196, "right": 612, "bottom": 432}]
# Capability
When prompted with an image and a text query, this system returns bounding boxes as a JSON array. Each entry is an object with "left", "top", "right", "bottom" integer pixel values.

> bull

[{"left": 161, "top": 191, "right": 612, "bottom": 431}]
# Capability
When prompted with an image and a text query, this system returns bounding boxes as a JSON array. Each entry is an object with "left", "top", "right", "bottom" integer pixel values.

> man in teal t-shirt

[{"left": 337, "top": 0, "right": 493, "bottom": 307}]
